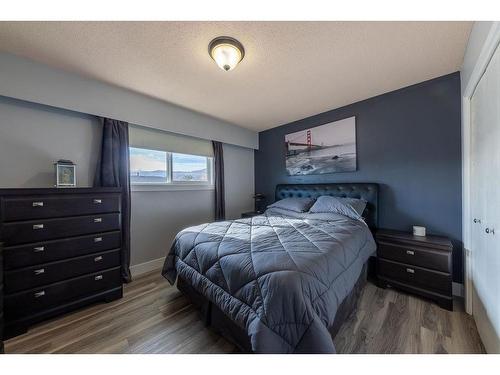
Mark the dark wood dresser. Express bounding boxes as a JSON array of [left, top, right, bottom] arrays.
[[0, 188, 123, 339], [376, 229, 453, 311]]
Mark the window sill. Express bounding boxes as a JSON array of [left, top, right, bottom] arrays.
[[131, 184, 215, 192]]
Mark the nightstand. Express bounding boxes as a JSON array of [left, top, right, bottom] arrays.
[[241, 211, 262, 218], [376, 229, 453, 311]]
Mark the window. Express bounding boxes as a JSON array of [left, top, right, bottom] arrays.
[[129, 147, 213, 186], [130, 147, 168, 184], [172, 152, 210, 182]]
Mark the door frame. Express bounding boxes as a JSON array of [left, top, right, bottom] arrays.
[[462, 22, 500, 315]]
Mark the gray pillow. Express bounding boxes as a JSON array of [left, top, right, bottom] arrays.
[[265, 207, 309, 219], [309, 196, 362, 220], [267, 197, 315, 213], [339, 197, 367, 216]]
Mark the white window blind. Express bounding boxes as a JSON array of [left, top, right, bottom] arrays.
[[129, 124, 213, 157]]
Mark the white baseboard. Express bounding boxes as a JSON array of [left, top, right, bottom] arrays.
[[130, 257, 164, 278], [453, 282, 464, 298]]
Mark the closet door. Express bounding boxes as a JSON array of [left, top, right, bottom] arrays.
[[470, 42, 500, 353]]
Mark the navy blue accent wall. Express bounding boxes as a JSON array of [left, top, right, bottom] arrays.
[[255, 72, 463, 282]]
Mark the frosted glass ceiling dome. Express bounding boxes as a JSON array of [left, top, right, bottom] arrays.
[[208, 36, 245, 72]]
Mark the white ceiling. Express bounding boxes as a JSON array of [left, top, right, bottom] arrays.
[[0, 22, 472, 131]]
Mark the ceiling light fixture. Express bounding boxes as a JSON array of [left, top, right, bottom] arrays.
[[208, 36, 245, 72]]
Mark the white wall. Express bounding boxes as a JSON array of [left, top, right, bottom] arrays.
[[461, 21, 500, 276], [0, 96, 102, 187], [460, 23, 498, 306], [130, 190, 215, 266], [460, 21, 500, 352], [223, 143, 255, 219], [461, 22, 497, 94], [0, 52, 258, 150], [130, 143, 254, 266], [461, 22, 498, 277], [0, 92, 254, 268]]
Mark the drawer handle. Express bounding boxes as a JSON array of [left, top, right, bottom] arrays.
[[93, 199, 102, 204], [406, 268, 415, 274], [34, 268, 45, 275], [94, 237, 103, 243], [95, 275, 103, 281], [94, 218, 102, 223], [32, 201, 44, 207], [34, 291, 45, 298], [33, 224, 44, 230], [406, 250, 415, 255], [34, 246, 45, 252], [94, 256, 103, 262]]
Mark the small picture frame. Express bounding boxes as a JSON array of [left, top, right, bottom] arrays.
[[54, 160, 76, 187]]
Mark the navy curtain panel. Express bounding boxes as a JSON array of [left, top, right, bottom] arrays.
[[94, 118, 132, 283], [212, 141, 225, 221]]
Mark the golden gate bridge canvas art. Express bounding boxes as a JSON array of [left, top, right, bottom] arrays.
[[285, 116, 356, 175]]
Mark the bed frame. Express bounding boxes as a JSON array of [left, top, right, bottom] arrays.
[[275, 183, 379, 229], [177, 182, 379, 353]]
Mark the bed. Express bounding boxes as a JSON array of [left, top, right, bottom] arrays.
[[162, 183, 378, 353]]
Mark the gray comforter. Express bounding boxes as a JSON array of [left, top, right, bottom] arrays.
[[162, 211, 376, 353]]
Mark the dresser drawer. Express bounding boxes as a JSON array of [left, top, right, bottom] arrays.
[[4, 249, 120, 293], [3, 231, 121, 270], [378, 258, 451, 295], [1, 194, 120, 222], [4, 267, 121, 319], [377, 241, 451, 273], [0, 213, 121, 245]]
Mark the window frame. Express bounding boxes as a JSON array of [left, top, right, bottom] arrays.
[[129, 146, 214, 191]]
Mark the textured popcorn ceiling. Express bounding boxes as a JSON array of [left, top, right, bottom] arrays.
[[0, 21, 472, 131]]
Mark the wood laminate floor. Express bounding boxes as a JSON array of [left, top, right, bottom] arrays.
[[5, 270, 485, 354]]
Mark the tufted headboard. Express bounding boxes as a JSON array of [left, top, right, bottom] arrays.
[[275, 183, 379, 229]]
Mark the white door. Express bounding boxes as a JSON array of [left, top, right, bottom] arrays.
[[470, 41, 500, 353]]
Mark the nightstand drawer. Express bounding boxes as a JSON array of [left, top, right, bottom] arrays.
[[377, 241, 450, 272], [378, 258, 451, 295]]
